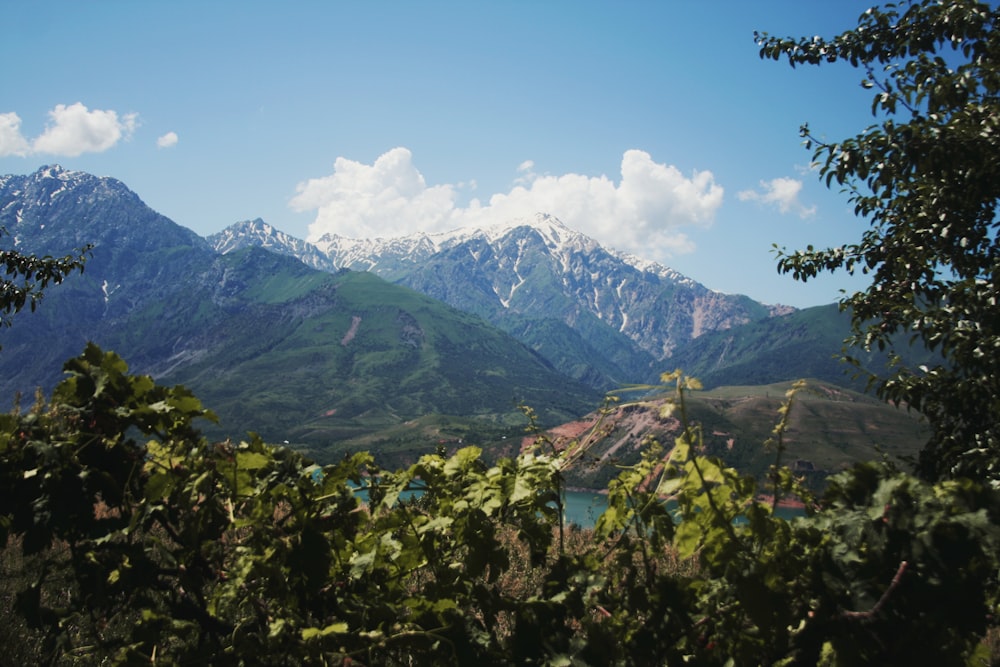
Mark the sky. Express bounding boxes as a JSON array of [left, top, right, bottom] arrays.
[[1, 1, 885, 308]]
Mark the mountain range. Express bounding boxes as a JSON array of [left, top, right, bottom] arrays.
[[209, 215, 794, 389], [0, 165, 905, 463], [0, 166, 599, 452]]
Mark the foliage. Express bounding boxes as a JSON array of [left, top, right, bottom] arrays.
[[0, 226, 90, 335], [556, 375, 929, 494], [0, 345, 579, 664], [1, 351, 997, 664], [756, 0, 1000, 482], [3, 5, 998, 659]]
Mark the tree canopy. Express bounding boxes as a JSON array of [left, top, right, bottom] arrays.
[[756, 0, 1000, 483]]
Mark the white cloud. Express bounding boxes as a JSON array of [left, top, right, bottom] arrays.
[[738, 177, 816, 218], [293, 147, 723, 260], [31, 103, 138, 157], [157, 131, 179, 149], [0, 105, 138, 158], [0, 112, 31, 157], [291, 147, 460, 240], [513, 159, 536, 187]]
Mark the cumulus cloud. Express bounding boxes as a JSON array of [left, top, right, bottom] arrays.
[[510, 160, 536, 188], [0, 103, 139, 158], [738, 177, 816, 218], [157, 131, 179, 148], [0, 112, 31, 157], [293, 147, 723, 259], [32, 103, 138, 157], [290, 148, 460, 240]]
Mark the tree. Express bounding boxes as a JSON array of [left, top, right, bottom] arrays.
[[3, 355, 997, 664], [1, 226, 90, 334], [756, 0, 1000, 483]]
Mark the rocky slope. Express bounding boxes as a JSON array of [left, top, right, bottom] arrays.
[[211, 214, 795, 388]]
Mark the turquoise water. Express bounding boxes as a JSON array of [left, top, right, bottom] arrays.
[[563, 491, 609, 527], [561, 490, 806, 528], [350, 485, 803, 529]]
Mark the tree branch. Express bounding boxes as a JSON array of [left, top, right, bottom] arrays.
[[842, 560, 909, 620]]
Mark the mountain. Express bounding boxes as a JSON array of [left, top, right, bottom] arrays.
[[661, 304, 857, 389], [661, 302, 941, 391], [207, 218, 337, 273], [0, 166, 600, 453], [211, 214, 795, 389], [0, 165, 216, 391]]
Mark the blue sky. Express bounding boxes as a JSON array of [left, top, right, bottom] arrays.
[[1, 1, 882, 308]]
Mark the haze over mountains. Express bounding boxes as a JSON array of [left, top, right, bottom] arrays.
[[0, 165, 880, 458]]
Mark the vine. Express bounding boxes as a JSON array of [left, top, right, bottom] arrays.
[[1, 349, 996, 664]]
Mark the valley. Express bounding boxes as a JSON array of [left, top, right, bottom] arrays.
[[0, 165, 928, 484]]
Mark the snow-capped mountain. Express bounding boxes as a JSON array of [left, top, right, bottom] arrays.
[[208, 219, 337, 273], [1, 165, 208, 256], [313, 230, 443, 279], [210, 213, 794, 388], [0, 166, 598, 444], [312, 214, 694, 284]]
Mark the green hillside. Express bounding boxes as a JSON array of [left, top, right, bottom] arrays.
[[105, 248, 601, 452], [557, 379, 928, 491], [662, 303, 940, 391]]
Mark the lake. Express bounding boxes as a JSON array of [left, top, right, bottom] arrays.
[[350, 485, 803, 529], [563, 490, 609, 527], [562, 490, 806, 527]]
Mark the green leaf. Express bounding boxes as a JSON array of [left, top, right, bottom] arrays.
[[235, 451, 271, 470], [301, 622, 348, 640]]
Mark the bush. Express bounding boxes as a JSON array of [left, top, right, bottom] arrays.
[[1, 350, 997, 665]]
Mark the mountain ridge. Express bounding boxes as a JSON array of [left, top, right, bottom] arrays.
[[210, 213, 795, 388], [0, 165, 928, 472], [0, 165, 600, 452]]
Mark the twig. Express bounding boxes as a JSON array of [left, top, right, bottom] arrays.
[[842, 560, 909, 620]]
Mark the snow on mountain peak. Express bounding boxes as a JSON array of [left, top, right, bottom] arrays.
[[38, 165, 69, 179], [474, 212, 587, 252], [614, 251, 692, 285], [35, 164, 88, 184], [225, 210, 696, 288], [312, 212, 581, 257]]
